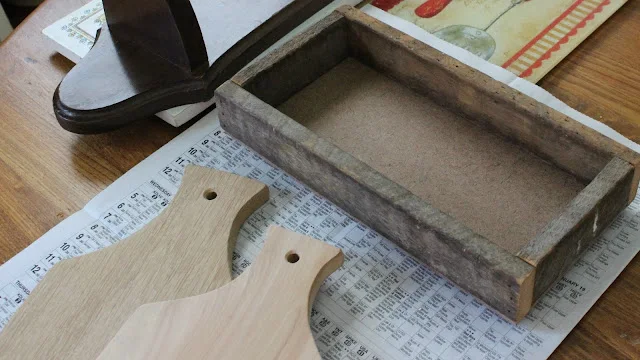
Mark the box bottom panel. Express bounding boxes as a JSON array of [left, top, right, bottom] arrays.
[[278, 57, 586, 254]]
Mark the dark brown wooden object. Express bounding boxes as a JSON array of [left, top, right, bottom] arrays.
[[53, 0, 334, 133], [215, 6, 640, 322]]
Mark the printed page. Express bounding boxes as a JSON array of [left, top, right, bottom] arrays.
[[1, 111, 638, 359]]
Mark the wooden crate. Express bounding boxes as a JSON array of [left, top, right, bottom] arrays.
[[215, 6, 640, 321]]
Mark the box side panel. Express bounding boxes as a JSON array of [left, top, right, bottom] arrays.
[[231, 11, 349, 107], [216, 82, 536, 321], [518, 157, 635, 300]]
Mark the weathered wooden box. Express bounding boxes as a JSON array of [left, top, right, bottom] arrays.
[[215, 6, 640, 321]]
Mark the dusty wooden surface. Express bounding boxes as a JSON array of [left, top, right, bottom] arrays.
[[0, 0, 637, 357], [517, 157, 635, 300], [218, 79, 537, 321], [222, 6, 636, 321], [278, 57, 586, 255]]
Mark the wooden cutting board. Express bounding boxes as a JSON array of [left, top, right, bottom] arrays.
[[97, 225, 343, 360], [0, 166, 268, 359]]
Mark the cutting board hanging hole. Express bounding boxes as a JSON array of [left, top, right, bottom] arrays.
[[203, 189, 218, 200], [286, 251, 300, 263]]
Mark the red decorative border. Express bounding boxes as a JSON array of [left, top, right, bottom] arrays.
[[502, 0, 611, 78]]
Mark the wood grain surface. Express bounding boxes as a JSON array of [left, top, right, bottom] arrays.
[[97, 226, 344, 360], [0, 0, 637, 358], [539, 1, 640, 145], [0, 166, 268, 359]]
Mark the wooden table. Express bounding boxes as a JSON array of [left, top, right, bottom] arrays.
[[0, 0, 637, 358]]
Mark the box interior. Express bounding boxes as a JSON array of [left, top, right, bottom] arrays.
[[276, 57, 586, 254]]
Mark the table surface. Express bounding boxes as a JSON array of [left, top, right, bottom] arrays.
[[0, 0, 638, 358]]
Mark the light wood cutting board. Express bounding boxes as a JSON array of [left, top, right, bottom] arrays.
[[0, 165, 268, 359], [98, 225, 344, 360]]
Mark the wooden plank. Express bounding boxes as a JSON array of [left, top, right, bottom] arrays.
[[97, 226, 343, 359], [519, 157, 635, 299], [0, 166, 268, 359], [216, 81, 536, 321]]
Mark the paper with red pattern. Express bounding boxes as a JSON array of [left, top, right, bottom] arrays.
[[371, 0, 627, 82]]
